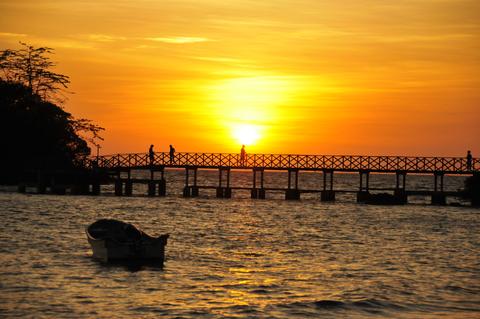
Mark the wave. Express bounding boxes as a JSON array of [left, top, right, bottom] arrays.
[[275, 298, 408, 314], [275, 298, 480, 318]]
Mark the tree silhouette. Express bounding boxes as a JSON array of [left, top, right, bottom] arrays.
[[0, 42, 104, 149], [0, 43, 104, 183], [0, 42, 70, 103]]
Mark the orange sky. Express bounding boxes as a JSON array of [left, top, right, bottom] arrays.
[[1, 0, 479, 156]]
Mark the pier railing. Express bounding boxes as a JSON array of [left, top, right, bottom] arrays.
[[92, 152, 478, 174]]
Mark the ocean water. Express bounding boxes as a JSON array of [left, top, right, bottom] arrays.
[[0, 171, 479, 318]]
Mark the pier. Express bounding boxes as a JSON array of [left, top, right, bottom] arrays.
[[18, 152, 478, 205]]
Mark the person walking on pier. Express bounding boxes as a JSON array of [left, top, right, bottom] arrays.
[[149, 144, 155, 165], [467, 150, 473, 171], [240, 145, 246, 166], [169, 144, 175, 164]]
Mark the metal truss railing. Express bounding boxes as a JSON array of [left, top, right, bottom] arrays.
[[90, 152, 478, 174]]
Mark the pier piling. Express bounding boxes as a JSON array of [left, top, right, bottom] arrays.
[[92, 183, 100, 195], [286, 169, 300, 200], [125, 180, 133, 196], [321, 170, 335, 201], [114, 180, 123, 196]]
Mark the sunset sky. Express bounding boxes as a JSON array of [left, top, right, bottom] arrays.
[[1, 0, 479, 156]]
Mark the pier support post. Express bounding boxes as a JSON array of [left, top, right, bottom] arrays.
[[393, 171, 408, 204], [158, 178, 166, 196], [321, 170, 335, 201], [216, 168, 231, 198], [286, 169, 300, 200], [359, 171, 370, 192], [124, 170, 132, 196], [357, 191, 370, 203], [259, 169, 265, 199], [357, 171, 370, 202], [251, 188, 266, 199], [321, 190, 336, 201], [434, 172, 444, 192], [252, 169, 257, 199], [287, 169, 299, 189], [148, 181, 156, 196], [191, 168, 199, 197], [393, 189, 408, 204], [323, 170, 334, 190], [285, 189, 300, 200], [183, 167, 198, 198], [432, 193, 446, 205], [125, 180, 133, 196], [258, 188, 266, 199], [191, 186, 199, 197], [92, 183, 100, 195], [252, 188, 266, 199], [215, 187, 231, 198], [224, 187, 232, 198], [114, 180, 123, 196], [183, 167, 191, 197], [183, 186, 191, 197], [252, 169, 266, 199]]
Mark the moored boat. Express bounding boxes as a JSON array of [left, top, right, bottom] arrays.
[[86, 219, 169, 263]]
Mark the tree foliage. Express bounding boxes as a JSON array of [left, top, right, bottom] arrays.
[[0, 43, 104, 183], [0, 42, 70, 103]]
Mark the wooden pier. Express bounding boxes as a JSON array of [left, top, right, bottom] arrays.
[[19, 152, 478, 205]]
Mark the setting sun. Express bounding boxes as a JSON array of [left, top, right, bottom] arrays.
[[232, 123, 261, 146], [205, 75, 298, 150]]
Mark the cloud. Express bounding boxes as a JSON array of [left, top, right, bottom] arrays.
[[87, 34, 127, 42], [144, 36, 210, 44], [0, 32, 28, 38], [192, 56, 247, 64], [189, 56, 257, 69]]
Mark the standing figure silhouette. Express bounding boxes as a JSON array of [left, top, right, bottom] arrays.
[[169, 144, 175, 164], [148, 144, 155, 165], [466, 150, 473, 171], [240, 145, 246, 166]]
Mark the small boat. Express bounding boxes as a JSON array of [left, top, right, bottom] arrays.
[[86, 219, 169, 263]]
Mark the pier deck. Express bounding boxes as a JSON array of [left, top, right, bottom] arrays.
[[93, 152, 477, 174], [18, 152, 478, 205]]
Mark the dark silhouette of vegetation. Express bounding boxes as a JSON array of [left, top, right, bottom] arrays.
[[0, 43, 103, 184], [464, 173, 480, 207], [1, 42, 70, 103]]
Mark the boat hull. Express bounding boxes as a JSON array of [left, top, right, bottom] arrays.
[[87, 236, 167, 263], [86, 219, 169, 263]]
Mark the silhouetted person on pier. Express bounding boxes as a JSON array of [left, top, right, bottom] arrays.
[[169, 145, 175, 164], [467, 150, 473, 171], [240, 145, 246, 166], [149, 144, 155, 165]]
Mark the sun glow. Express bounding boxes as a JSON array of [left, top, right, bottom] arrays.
[[232, 123, 261, 146], [207, 75, 296, 150]]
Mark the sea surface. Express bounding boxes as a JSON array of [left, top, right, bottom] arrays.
[[0, 170, 479, 318]]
